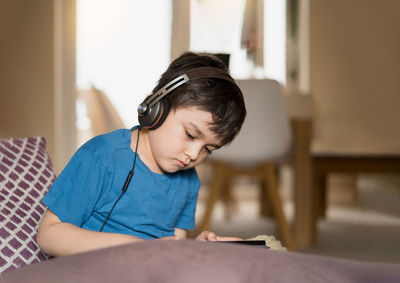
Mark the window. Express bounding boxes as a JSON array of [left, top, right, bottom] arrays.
[[190, 0, 286, 83], [76, 0, 172, 129]]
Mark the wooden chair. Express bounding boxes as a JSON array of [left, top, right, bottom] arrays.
[[197, 79, 296, 250]]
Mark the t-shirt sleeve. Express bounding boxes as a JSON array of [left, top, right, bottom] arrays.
[[175, 170, 201, 230], [42, 146, 108, 227]]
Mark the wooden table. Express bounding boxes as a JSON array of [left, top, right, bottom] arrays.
[[287, 94, 400, 248]]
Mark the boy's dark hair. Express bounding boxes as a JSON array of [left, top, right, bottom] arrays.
[[153, 52, 246, 146]]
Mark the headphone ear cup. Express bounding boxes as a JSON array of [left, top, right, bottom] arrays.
[[138, 99, 170, 130], [150, 99, 169, 130]]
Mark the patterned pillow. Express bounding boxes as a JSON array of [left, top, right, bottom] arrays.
[[0, 136, 55, 274]]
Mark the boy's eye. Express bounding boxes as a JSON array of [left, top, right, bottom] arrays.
[[186, 131, 195, 140], [185, 130, 213, 154]]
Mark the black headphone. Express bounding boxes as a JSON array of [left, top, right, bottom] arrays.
[[137, 66, 239, 130]]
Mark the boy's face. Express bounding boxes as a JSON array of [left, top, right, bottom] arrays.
[[147, 106, 222, 174]]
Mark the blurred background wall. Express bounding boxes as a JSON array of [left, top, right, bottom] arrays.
[[0, 0, 76, 174], [310, 0, 400, 154]]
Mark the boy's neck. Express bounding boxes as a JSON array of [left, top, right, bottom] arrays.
[[131, 128, 164, 174]]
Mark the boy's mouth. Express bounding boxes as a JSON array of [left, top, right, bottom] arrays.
[[176, 160, 186, 168], [176, 160, 189, 168]]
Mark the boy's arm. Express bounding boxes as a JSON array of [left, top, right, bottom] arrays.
[[174, 228, 187, 239], [37, 209, 176, 256]]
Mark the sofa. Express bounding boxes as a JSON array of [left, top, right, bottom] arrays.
[[1, 136, 400, 282]]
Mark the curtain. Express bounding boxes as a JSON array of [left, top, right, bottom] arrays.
[[241, 0, 264, 67]]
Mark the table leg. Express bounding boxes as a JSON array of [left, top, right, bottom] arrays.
[[293, 119, 316, 248]]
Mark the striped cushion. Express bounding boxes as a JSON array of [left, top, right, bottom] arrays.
[[0, 136, 55, 274]]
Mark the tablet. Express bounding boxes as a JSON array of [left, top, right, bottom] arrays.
[[217, 240, 269, 248]]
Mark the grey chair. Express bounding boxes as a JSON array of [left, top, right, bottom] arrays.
[[197, 79, 296, 250]]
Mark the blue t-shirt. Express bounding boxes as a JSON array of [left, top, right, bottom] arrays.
[[42, 127, 201, 239]]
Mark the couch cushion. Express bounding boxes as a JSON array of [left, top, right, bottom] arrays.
[[2, 240, 400, 283], [0, 136, 55, 274]]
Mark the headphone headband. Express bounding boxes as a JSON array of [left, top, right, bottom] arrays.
[[139, 67, 237, 112], [141, 74, 189, 110]]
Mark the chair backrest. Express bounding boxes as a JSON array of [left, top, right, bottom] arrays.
[[77, 86, 126, 136], [210, 79, 292, 167]]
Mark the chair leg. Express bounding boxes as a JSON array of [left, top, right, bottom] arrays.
[[220, 180, 236, 221], [263, 164, 296, 251], [197, 162, 230, 234], [260, 179, 274, 217]]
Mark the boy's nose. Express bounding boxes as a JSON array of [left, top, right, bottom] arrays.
[[185, 145, 202, 162]]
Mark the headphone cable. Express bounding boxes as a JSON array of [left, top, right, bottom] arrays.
[[99, 128, 141, 232]]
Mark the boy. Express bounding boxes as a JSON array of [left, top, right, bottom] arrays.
[[37, 52, 246, 256]]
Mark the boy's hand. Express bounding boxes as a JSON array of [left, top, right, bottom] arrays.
[[195, 231, 242, 242]]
